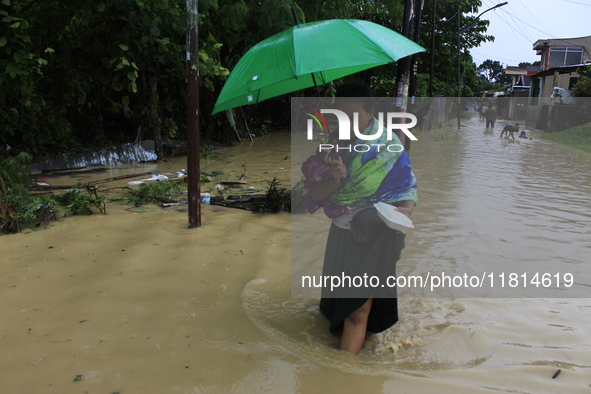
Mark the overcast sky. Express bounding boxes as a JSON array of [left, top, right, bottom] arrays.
[[466, 0, 591, 67]]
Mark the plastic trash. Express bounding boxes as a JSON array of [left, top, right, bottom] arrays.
[[202, 197, 211, 204], [128, 174, 168, 185], [152, 174, 169, 181]]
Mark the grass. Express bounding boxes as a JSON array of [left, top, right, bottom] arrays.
[[460, 111, 472, 120], [252, 177, 290, 213], [541, 122, 591, 153], [431, 127, 455, 141]]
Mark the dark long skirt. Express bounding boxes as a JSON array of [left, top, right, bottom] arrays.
[[319, 223, 406, 334]]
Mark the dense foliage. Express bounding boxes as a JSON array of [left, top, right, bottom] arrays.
[[0, 152, 112, 232], [1, 0, 229, 158], [1, 0, 494, 160], [572, 65, 591, 97], [416, 0, 492, 96], [0, 151, 189, 233]]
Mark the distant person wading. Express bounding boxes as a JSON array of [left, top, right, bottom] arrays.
[[485, 102, 497, 129]]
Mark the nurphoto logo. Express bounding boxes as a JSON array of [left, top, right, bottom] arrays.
[[305, 109, 419, 153]]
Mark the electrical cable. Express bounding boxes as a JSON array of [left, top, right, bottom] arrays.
[[562, 0, 591, 6], [516, 0, 555, 37], [505, 3, 535, 42]]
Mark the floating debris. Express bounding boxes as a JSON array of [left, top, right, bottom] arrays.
[[215, 181, 256, 196], [31, 172, 154, 190], [210, 178, 290, 213], [210, 194, 266, 210], [128, 174, 169, 185], [39, 167, 107, 178], [215, 184, 227, 196]]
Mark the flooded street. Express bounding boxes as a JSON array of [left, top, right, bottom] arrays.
[[2, 115, 591, 393]]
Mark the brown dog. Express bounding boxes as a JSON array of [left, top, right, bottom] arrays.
[[500, 123, 519, 139]]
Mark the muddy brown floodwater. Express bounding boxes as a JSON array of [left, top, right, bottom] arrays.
[[2, 117, 591, 393]]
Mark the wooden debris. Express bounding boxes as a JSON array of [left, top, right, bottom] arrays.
[[240, 107, 254, 142], [210, 194, 266, 211], [219, 181, 255, 189], [40, 167, 107, 177], [30, 172, 154, 190]]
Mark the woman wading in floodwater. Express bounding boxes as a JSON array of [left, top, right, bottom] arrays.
[[302, 82, 418, 354]]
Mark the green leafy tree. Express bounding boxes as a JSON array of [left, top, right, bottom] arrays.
[[572, 65, 591, 97], [0, 0, 506, 159], [415, 0, 495, 95], [518, 61, 541, 68], [0, 0, 230, 157], [477, 59, 510, 85]]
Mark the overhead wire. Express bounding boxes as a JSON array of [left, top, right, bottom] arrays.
[[470, 50, 528, 64], [478, 0, 533, 45], [488, 8, 533, 43], [499, 9, 555, 38], [562, 0, 591, 6], [500, 8, 589, 47], [480, 0, 585, 47], [466, 0, 588, 66], [469, 0, 539, 66], [516, 0, 555, 37], [504, 3, 535, 42]]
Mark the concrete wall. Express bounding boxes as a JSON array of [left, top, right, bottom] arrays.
[[541, 72, 580, 97]]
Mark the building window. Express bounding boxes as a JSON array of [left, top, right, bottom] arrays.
[[569, 77, 579, 90], [548, 47, 583, 67]]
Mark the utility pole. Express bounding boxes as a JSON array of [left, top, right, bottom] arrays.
[[457, 9, 461, 129], [428, 0, 436, 97], [457, 1, 508, 129], [408, 0, 424, 100], [396, 0, 414, 151], [186, 0, 201, 228]]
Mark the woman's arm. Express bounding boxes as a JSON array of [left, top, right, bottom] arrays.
[[394, 200, 416, 219]]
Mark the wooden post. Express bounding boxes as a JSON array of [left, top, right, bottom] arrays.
[[395, 0, 414, 151], [429, 0, 436, 97], [408, 0, 424, 100], [186, 0, 201, 228], [239, 107, 254, 142], [457, 8, 461, 130]]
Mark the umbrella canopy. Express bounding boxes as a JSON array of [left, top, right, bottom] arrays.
[[212, 19, 426, 114]]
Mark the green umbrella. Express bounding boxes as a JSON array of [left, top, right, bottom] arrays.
[[212, 19, 426, 115]]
